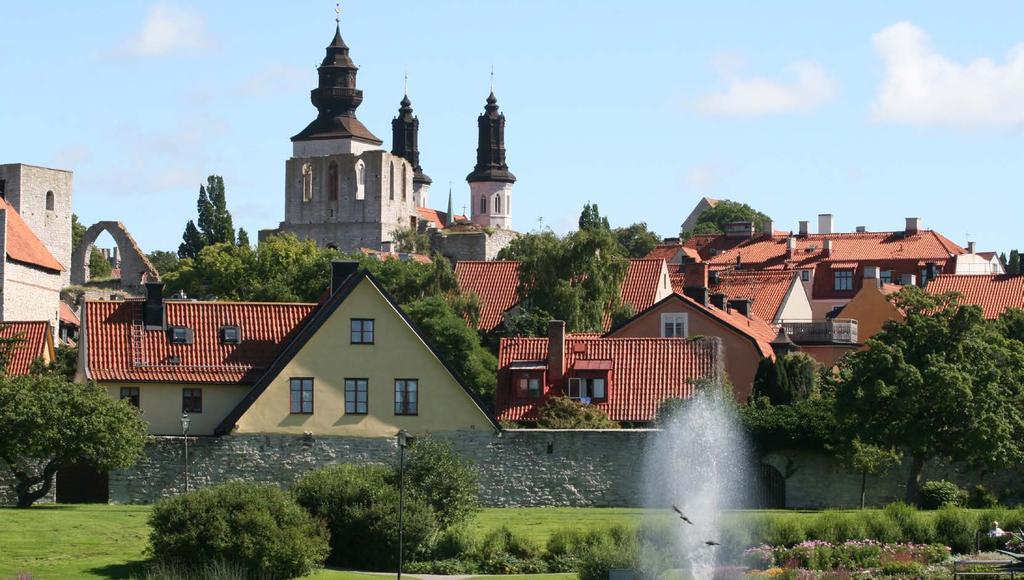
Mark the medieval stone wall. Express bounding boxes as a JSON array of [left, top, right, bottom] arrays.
[[0, 164, 73, 286], [431, 228, 519, 263]]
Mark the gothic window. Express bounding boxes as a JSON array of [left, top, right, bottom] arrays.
[[388, 161, 395, 201], [494, 194, 501, 215], [45, 190, 54, 211], [328, 161, 339, 201], [355, 160, 365, 200], [401, 163, 408, 202], [480, 196, 487, 214], [301, 163, 313, 202]]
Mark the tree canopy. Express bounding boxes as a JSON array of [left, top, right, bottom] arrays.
[[681, 200, 771, 238], [613, 222, 661, 258], [835, 286, 1024, 503], [178, 175, 240, 259], [0, 375, 147, 507]]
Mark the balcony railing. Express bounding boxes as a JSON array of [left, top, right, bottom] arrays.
[[780, 319, 858, 345]]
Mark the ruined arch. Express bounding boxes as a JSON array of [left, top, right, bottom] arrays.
[[71, 221, 159, 290]]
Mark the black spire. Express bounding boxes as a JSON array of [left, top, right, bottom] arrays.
[[391, 93, 431, 186], [466, 92, 515, 183], [292, 25, 382, 145]]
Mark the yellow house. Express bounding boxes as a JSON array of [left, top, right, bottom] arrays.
[[80, 262, 497, 438]]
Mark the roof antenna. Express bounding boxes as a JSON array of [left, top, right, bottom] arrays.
[[335, 2, 341, 24]]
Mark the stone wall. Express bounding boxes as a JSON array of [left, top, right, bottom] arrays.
[[0, 163, 73, 286], [0, 460, 56, 505], [431, 228, 519, 263]]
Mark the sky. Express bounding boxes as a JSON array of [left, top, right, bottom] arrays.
[[3, 1, 1024, 254]]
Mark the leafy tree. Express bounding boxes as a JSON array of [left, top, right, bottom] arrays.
[[537, 396, 620, 429], [71, 213, 87, 250], [392, 226, 430, 254], [578, 202, 610, 231], [29, 345, 78, 381], [835, 286, 1024, 504], [681, 200, 771, 238], [0, 375, 147, 507], [403, 296, 497, 406], [178, 220, 205, 259], [613, 222, 661, 258], [88, 247, 113, 278], [404, 437, 480, 529], [841, 438, 902, 509], [998, 308, 1024, 342], [146, 250, 180, 276], [752, 353, 819, 404], [739, 396, 838, 452], [1009, 249, 1021, 276]]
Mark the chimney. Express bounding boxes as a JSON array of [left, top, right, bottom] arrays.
[[823, 239, 833, 257], [967, 241, 977, 254], [330, 260, 360, 295], [762, 219, 775, 236], [818, 213, 834, 235], [855, 226, 867, 233], [799, 220, 809, 236], [786, 236, 797, 259], [728, 298, 753, 318], [864, 266, 880, 288], [143, 281, 165, 329], [905, 217, 922, 235], [710, 292, 728, 310], [681, 262, 709, 306], [548, 320, 566, 383]]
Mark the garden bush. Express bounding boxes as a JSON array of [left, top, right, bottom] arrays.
[[806, 511, 867, 544], [148, 481, 328, 579], [430, 526, 478, 560], [292, 464, 438, 571], [968, 484, 1000, 509], [404, 437, 480, 529], [880, 561, 925, 576], [918, 480, 968, 509], [932, 506, 978, 554], [764, 516, 808, 547], [139, 559, 263, 580], [883, 502, 934, 543]]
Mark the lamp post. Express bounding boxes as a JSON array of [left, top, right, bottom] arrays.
[[180, 412, 191, 493], [396, 429, 413, 580]]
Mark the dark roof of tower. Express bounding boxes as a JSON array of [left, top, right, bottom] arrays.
[[292, 25, 382, 145], [467, 91, 515, 183], [391, 92, 431, 185]]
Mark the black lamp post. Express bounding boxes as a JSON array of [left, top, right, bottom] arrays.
[[180, 412, 191, 493], [396, 429, 413, 579]]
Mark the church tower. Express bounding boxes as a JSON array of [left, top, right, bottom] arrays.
[[391, 93, 432, 208], [467, 92, 515, 229]]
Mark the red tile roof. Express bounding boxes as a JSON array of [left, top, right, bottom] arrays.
[[455, 261, 522, 331], [926, 274, 1024, 319], [84, 300, 316, 384], [496, 335, 721, 422], [0, 199, 64, 272], [416, 207, 448, 227], [644, 244, 702, 264], [455, 259, 669, 331], [59, 302, 79, 327], [0, 321, 52, 376], [669, 270, 796, 322]]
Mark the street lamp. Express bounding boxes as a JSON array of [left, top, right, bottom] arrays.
[[396, 429, 414, 580], [180, 412, 191, 493]]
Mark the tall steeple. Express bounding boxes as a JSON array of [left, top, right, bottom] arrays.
[[391, 92, 431, 188], [291, 18, 382, 149], [466, 91, 516, 183]]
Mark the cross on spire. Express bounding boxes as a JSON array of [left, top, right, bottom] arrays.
[[489, 65, 494, 93]]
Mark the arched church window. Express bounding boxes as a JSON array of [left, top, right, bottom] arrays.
[[494, 194, 501, 215], [328, 161, 339, 201], [480, 196, 487, 214], [388, 161, 395, 201], [401, 163, 408, 202], [355, 160, 365, 201], [45, 190, 55, 211], [301, 163, 313, 202]]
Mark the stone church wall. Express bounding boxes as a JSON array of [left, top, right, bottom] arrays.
[[431, 228, 519, 263]]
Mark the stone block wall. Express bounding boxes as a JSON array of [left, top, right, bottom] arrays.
[[0, 164, 73, 286], [431, 228, 519, 263]]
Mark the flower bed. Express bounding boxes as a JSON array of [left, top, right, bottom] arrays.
[[743, 540, 950, 571]]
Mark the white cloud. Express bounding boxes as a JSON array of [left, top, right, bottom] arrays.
[[696, 60, 837, 117], [118, 2, 214, 57], [685, 164, 718, 192], [870, 22, 1024, 128]]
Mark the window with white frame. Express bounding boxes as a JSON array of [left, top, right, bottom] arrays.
[[567, 377, 607, 402], [661, 313, 688, 338]]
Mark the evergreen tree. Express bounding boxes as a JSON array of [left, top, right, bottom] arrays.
[[180, 175, 236, 258], [178, 220, 205, 259], [1009, 249, 1020, 276], [237, 228, 251, 248], [71, 214, 87, 251], [578, 202, 610, 231]]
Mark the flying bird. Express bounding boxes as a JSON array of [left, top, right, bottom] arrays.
[[671, 505, 694, 525], [705, 541, 721, 546]]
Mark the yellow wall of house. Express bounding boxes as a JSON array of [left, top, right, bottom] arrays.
[[838, 284, 904, 343], [103, 382, 250, 436], [233, 278, 494, 437]]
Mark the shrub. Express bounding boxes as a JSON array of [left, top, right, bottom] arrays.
[[292, 464, 439, 571], [138, 559, 262, 580], [430, 526, 477, 560], [478, 525, 541, 560], [862, 511, 902, 544], [405, 558, 479, 575], [148, 481, 328, 579], [764, 516, 807, 547], [404, 437, 480, 529], [918, 480, 968, 509], [537, 396, 620, 429], [806, 511, 867, 544], [933, 506, 978, 554], [884, 502, 934, 543], [880, 561, 925, 576], [968, 484, 1000, 509]]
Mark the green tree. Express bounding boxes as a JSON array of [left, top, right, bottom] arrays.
[[681, 200, 771, 238], [404, 437, 480, 529], [842, 438, 902, 509], [71, 213, 87, 250], [29, 345, 78, 380], [178, 220, 205, 259], [0, 375, 147, 507], [753, 353, 819, 404], [392, 226, 430, 254], [835, 286, 1024, 504], [578, 202, 610, 231], [146, 250, 180, 276], [537, 396, 620, 429], [178, 175, 235, 258], [236, 227, 250, 248], [88, 247, 113, 279], [613, 222, 661, 258], [1009, 249, 1021, 276]]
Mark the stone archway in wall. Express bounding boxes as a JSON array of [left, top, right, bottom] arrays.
[[71, 221, 159, 290]]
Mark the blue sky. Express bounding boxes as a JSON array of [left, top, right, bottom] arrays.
[[3, 1, 1024, 254]]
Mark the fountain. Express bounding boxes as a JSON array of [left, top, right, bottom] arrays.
[[642, 385, 752, 579]]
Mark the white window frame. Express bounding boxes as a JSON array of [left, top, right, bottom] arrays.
[[660, 313, 688, 338]]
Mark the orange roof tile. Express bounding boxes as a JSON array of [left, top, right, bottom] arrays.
[[620, 259, 666, 314], [674, 270, 796, 322], [84, 300, 316, 383], [496, 335, 721, 422], [59, 302, 79, 327], [0, 321, 51, 376], [455, 261, 521, 331], [416, 207, 448, 227], [926, 274, 1024, 319], [644, 244, 702, 264], [0, 199, 64, 272]]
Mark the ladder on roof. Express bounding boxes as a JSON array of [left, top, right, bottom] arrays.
[[131, 301, 147, 368]]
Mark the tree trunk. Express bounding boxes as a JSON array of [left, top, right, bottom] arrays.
[[11, 460, 59, 508], [905, 454, 926, 505], [861, 470, 867, 510]]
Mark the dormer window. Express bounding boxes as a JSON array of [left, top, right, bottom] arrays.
[[168, 326, 193, 344], [567, 376, 607, 402], [220, 325, 241, 344]]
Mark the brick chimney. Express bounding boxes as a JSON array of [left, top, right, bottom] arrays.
[[967, 241, 976, 254], [786, 236, 797, 259], [762, 219, 774, 236], [548, 320, 566, 384], [905, 217, 922, 235], [681, 262, 709, 305], [823, 239, 833, 257], [728, 298, 753, 318], [818, 213, 834, 235], [710, 293, 728, 310], [799, 220, 810, 236]]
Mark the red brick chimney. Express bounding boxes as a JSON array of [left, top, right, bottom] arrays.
[[548, 320, 566, 384]]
